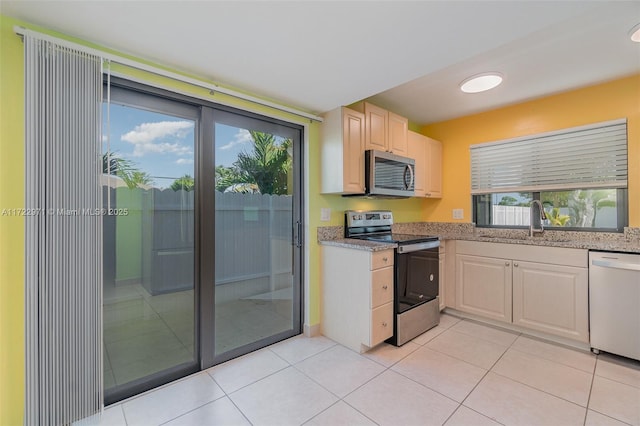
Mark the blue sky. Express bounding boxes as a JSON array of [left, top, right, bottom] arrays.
[[103, 104, 254, 188]]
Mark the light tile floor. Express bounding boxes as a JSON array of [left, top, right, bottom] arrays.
[[104, 282, 292, 388], [79, 313, 640, 426]]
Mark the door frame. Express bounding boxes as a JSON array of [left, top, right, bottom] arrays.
[[104, 77, 305, 395], [201, 106, 304, 368]]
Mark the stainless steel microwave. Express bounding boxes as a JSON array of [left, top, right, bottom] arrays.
[[365, 150, 415, 198]]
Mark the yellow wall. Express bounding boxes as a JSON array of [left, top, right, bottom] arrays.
[[0, 15, 25, 426], [423, 74, 640, 227]]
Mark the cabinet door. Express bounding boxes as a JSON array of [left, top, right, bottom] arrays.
[[342, 108, 365, 193], [407, 131, 426, 197], [425, 137, 442, 198], [512, 261, 589, 342], [388, 112, 408, 155], [456, 254, 512, 323], [364, 102, 388, 152]]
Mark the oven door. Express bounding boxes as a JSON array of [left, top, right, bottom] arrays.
[[395, 243, 439, 314]]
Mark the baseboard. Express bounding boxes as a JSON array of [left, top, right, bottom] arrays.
[[303, 323, 321, 337], [443, 308, 591, 353]]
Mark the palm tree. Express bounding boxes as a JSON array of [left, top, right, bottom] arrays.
[[233, 131, 291, 195], [102, 151, 152, 189], [215, 165, 246, 192], [170, 174, 195, 191]]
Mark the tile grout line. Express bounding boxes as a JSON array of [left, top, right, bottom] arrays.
[[484, 340, 595, 412], [452, 327, 522, 422], [582, 353, 598, 426]]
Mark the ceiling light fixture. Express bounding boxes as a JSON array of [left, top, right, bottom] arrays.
[[460, 73, 503, 93], [630, 23, 640, 42]]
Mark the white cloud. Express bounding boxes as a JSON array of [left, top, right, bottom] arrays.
[[129, 142, 192, 158], [122, 121, 193, 144], [176, 158, 194, 165], [120, 121, 193, 157], [219, 129, 252, 150]]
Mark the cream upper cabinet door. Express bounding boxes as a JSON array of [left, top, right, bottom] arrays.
[[455, 254, 513, 323], [320, 107, 365, 194], [425, 137, 442, 198], [512, 261, 589, 343], [407, 131, 426, 197], [342, 109, 365, 193], [363, 102, 388, 152], [388, 112, 408, 155]]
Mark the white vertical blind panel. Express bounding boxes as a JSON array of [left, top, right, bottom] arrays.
[[24, 35, 103, 425], [470, 120, 628, 194]]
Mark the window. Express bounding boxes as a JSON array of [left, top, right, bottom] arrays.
[[471, 120, 628, 232]]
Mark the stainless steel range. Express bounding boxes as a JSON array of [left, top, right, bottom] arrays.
[[345, 210, 440, 346]]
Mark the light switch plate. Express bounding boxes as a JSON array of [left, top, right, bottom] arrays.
[[320, 208, 331, 222], [452, 208, 464, 220]]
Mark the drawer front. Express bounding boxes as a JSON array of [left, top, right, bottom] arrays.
[[370, 303, 394, 346], [371, 267, 394, 308], [372, 250, 394, 270]]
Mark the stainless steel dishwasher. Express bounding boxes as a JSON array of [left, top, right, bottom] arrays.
[[589, 251, 640, 361]]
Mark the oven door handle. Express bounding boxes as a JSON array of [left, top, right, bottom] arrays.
[[397, 240, 440, 253]]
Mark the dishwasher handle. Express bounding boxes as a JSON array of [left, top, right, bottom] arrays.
[[591, 259, 640, 272]]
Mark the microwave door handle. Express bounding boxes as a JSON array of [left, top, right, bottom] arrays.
[[404, 164, 414, 190]]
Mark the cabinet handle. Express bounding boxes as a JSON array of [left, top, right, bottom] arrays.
[[382, 322, 388, 327], [505, 262, 510, 266], [383, 257, 388, 262], [514, 263, 519, 267], [382, 285, 388, 290]]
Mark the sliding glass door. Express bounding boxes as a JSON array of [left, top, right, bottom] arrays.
[[102, 86, 200, 404], [103, 80, 303, 402], [205, 110, 302, 364]]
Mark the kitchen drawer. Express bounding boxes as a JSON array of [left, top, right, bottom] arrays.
[[370, 302, 393, 346], [371, 267, 393, 308], [371, 249, 394, 270]]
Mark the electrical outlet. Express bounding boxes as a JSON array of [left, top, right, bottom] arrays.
[[452, 208, 464, 220], [320, 208, 331, 222]]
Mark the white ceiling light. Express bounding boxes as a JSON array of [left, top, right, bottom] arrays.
[[630, 23, 640, 42], [460, 73, 503, 93]]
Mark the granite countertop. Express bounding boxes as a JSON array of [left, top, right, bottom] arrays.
[[318, 224, 640, 254], [319, 238, 397, 252], [437, 233, 640, 254]]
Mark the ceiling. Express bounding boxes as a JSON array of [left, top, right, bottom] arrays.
[[2, 1, 640, 125]]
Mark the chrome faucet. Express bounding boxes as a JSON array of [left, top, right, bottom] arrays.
[[529, 200, 547, 237]]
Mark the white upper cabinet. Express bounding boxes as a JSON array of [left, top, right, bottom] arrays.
[[320, 107, 365, 194], [407, 130, 442, 198]]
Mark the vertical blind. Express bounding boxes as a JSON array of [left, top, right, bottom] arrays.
[[470, 119, 628, 194], [24, 35, 103, 425]]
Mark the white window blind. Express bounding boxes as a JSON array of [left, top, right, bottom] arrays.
[[470, 119, 628, 194], [24, 35, 103, 424]]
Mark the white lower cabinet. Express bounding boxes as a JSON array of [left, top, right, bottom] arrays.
[[456, 254, 512, 323], [321, 246, 394, 353], [512, 261, 588, 342], [454, 241, 589, 343]]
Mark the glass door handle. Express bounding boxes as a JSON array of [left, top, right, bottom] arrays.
[[293, 221, 303, 248]]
